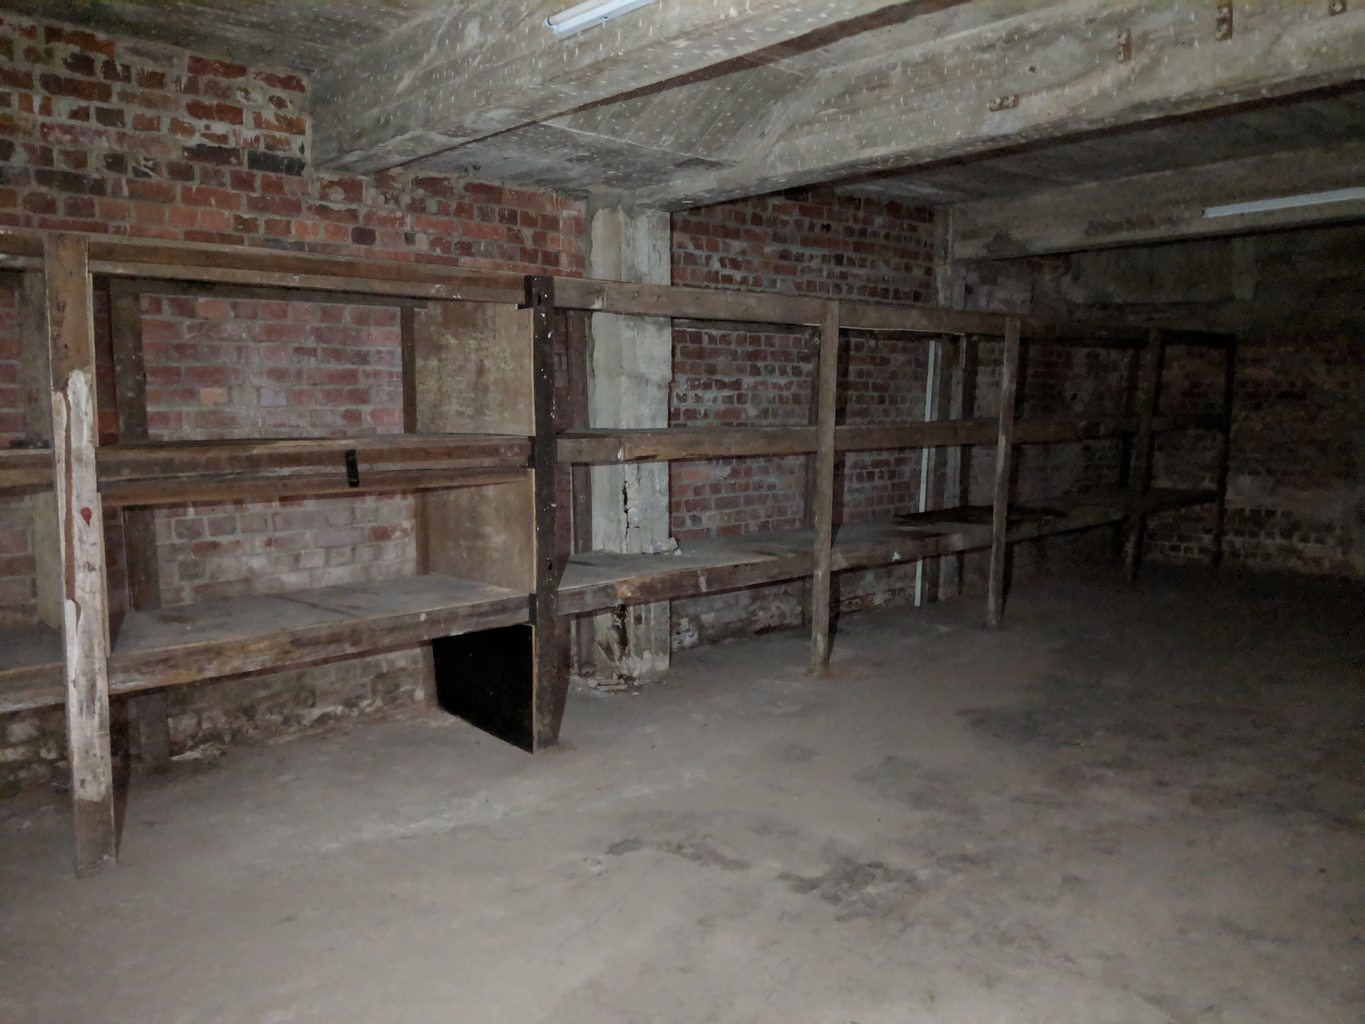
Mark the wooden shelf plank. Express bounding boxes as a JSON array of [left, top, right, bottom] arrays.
[[99, 433, 530, 477], [106, 574, 530, 695], [0, 624, 64, 714], [4, 575, 534, 710], [0, 448, 54, 496], [558, 487, 1217, 616], [558, 533, 814, 615]]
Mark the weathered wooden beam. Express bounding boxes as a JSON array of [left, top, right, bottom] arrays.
[[1122, 329, 1163, 580], [108, 279, 172, 774], [564, 310, 597, 676], [98, 435, 530, 479], [985, 318, 1020, 629], [916, 337, 949, 606], [555, 414, 1161, 465], [633, 0, 1365, 208], [118, 276, 428, 311], [558, 425, 820, 463], [310, 0, 914, 172], [18, 271, 61, 629], [1210, 339, 1238, 569], [809, 301, 841, 673], [46, 234, 117, 875], [102, 466, 527, 508], [527, 275, 568, 751], [953, 142, 1365, 260], [82, 237, 524, 303]]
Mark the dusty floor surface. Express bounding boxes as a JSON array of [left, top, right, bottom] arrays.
[[1, 569, 1361, 1024]]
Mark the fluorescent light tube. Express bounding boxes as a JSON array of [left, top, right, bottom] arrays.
[[546, 0, 657, 36], [1203, 187, 1365, 219]]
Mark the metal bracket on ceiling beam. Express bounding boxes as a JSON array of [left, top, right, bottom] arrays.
[[1216, 3, 1234, 41]]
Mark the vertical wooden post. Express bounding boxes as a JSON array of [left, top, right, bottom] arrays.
[[399, 303, 429, 577], [564, 310, 595, 675], [47, 234, 117, 875], [399, 301, 438, 707], [798, 322, 823, 626], [527, 276, 568, 749], [915, 337, 947, 606], [109, 279, 171, 773], [985, 318, 1021, 629], [1209, 337, 1237, 569], [939, 334, 977, 601], [19, 271, 62, 628], [1122, 328, 1163, 581], [809, 300, 841, 673]]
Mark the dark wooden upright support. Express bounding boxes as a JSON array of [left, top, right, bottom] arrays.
[[109, 279, 171, 773], [399, 304, 430, 576], [917, 336, 952, 606], [940, 334, 977, 601], [809, 300, 841, 673], [564, 310, 595, 675], [398, 301, 439, 708], [1209, 337, 1237, 568], [527, 275, 568, 749], [47, 235, 117, 875], [1123, 328, 1163, 580], [985, 318, 1020, 629], [19, 271, 61, 628]]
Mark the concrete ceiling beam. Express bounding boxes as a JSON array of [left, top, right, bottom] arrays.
[[311, 0, 917, 173], [951, 142, 1365, 260], [627, 0, 1365, 209]]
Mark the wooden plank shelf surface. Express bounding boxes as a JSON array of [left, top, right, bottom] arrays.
[[110, 574, 531, 694], [6, 575, 531, 710], [559, 487, 1217, 617], [0, 624, 64, 714]]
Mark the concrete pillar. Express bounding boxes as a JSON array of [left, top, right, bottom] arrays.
[[586, 204, 672, 683]]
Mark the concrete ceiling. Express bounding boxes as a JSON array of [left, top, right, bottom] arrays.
[[0, 0, 438, 71], [4, 0, 1363, 253], [839, 89, 1365, 206]]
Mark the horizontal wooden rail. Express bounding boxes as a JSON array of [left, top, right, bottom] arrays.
[[102, 466, 527, 507], [0, 448, 54, 495], [1, 435, 533, 502], [557, 426, 819, 463], [98, 434, 530, 478], [0, 229, 1237, 347], [554, 411, 1233, 466]]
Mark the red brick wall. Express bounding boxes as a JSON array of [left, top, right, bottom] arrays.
[[133, 294, 413, 607], [997, 228, 1364, 580], [0, 15, 585, 269], [0, 12, 587, 792], [668, 190, 938, 646]]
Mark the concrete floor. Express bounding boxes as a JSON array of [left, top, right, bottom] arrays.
[[1, 569, 1361, 1024]]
